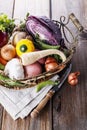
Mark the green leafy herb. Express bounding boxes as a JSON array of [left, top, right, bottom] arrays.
[[0, 13, 15, 35]]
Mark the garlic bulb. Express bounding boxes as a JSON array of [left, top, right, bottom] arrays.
[[4, 58, 24, 80]]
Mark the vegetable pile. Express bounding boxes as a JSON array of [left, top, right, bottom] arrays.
[[0, 13, 70, 89]]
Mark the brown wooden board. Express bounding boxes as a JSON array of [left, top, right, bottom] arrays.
[[0, 0, 87, 130], [1, 102, 52, 130], [52, 40, 87, 130]]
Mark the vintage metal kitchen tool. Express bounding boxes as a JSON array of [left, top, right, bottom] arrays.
[[30, 64, 72, 118]]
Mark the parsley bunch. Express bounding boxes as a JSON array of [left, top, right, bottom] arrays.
[[0, 14, 15, 35]]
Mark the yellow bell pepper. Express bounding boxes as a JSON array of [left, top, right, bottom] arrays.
[[16, 39, 35, 57]]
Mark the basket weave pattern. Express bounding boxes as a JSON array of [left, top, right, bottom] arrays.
[[0, 15, 78, 89]]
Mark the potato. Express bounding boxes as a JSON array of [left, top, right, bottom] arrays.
[[24, 62, 42, 78]]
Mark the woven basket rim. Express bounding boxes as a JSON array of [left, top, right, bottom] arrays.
[[0, 17, 78, 89], [0, 49, 75, 89]]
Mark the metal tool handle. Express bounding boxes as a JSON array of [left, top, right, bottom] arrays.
[[30, 90, 54, 118], [69, 13, 84, 32]]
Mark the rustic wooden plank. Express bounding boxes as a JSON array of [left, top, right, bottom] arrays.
[[52, 40, 87, 130], [51, 0, 84, 24], [82, 0, 87, 28], [29, 104, 52, 130], [14, 0, 50, 21], [0, 0, 14, 17], [1, 102, 52, 130], [51, 4, 87, 130], [51, 0, 87, 46]]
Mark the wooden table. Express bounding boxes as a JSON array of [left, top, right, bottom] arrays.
[[0, 0, 87, 130]]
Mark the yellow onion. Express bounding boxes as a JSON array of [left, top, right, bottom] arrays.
[[45, 57, 58, 72]]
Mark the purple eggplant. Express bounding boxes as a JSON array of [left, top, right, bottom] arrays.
[[26, 16, 62, 45]]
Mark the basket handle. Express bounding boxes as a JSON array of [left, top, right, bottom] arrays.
[[69, 13, 84, 32]]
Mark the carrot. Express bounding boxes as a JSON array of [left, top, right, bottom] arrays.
[[0, 57, 7, 65]]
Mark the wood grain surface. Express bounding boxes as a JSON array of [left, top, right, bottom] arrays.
[[52, 40, 87, 130], [0, 0, 87, 130]]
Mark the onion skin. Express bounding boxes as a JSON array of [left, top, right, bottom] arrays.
[[45, 57, 57, 64], [1, 44, 16, 61], [45, 57, 58, 72], [45, 62, 58, 72], [68, 72, 80, 86]]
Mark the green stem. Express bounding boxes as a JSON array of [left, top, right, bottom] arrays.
[[35, 39, 60, 50], [36, 80, 59, 92], [0, 73, 25, 88], [0, 63, 5, 70]]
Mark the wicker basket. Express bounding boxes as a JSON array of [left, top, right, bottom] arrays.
[[0, 13, 80, 89]]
